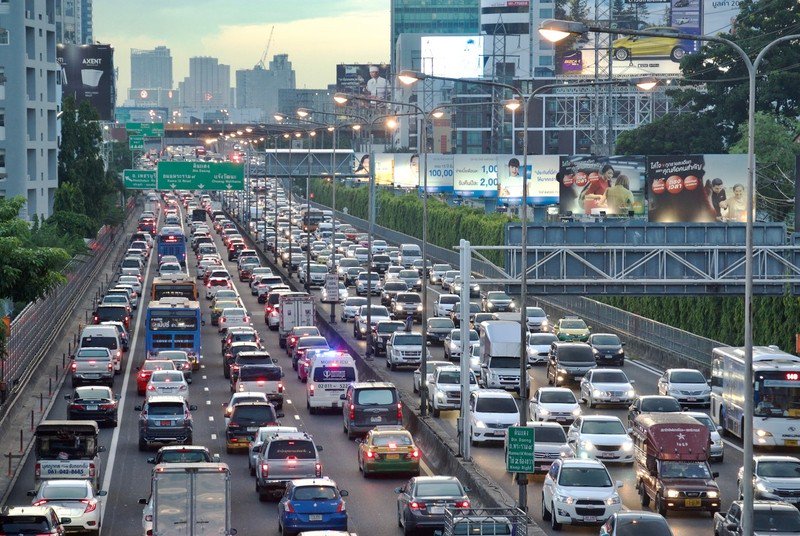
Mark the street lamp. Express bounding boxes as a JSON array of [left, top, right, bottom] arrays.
[[540, 19, 800, 534]]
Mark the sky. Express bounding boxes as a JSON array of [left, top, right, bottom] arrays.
[[94, 0, 390, 101]]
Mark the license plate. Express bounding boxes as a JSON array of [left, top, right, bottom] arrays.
[[598, 453, 615, 458], [160, 420, 172, 426], [556, 417, 566, 422], [583, 516, 597, 522], [87, 405, 98, 411], [685, 498, 701, 507], [370, 416, 382, 423], [687, 397, 697, 401], [309, 514, 323, 521], [429, 506, 444, 515], [609, 398, 620, 403], [386, 454, 400, 460], [574, 376, 583, 381], [247, 427, 258, 432], [605, 355, 614, 359], [787, 440, 799, 446], [493, 430, 505, 437], [85, 374, 99, 379]]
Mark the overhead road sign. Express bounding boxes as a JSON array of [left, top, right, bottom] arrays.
[[123, 169, 157, 190], [125, 122, 165, 137], [129, 135, 145, 150], [157, 161, 244, 191]]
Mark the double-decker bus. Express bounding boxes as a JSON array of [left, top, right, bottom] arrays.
[[711, 345, 800, 448], [157, 226, 187, 266], [145, 297, 202, 364], [151, 274, 198, 301]]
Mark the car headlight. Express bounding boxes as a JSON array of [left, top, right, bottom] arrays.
[[417, 304, 423, 311], [396, 305, 403, 311], [486, 301, 495, 308], [592, 389, 604, 397], [626, 389, 636, 398], [707, 490, 719, 498], [605, 495, 620, 506], [472, 285, 480, 291], [554, 493, 574, 505], [416, 279, 422, 285], [538, 408, 550, 416], [756, 482, 772, 493], [474, 420, 486, 428], [666, 489, 680, 498], [541, 320, 548, 327], [572, 407, 582, 416], [580, 440, 594, 450], [616, 348, 625, 354], [756, 429, 773, 438], [436, 391, 445, 400], [622, 441, 633, 451]]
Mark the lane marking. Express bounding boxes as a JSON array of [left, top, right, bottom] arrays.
[[208, 416, 214, 422], [202, 375, 207, 380], [286, 399, 292, 405], [211, 434, 217, 440], [204, 386, 209, 392], [206, 400, 211, 405]]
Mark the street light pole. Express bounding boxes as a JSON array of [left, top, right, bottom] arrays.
[[305, 131, 316, 293], [329, 125, 337, 323]]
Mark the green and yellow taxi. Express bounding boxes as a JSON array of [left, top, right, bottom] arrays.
[[356, 426, 420, 477], [210, 299, 240, 326], [554, 316, 591, 342]]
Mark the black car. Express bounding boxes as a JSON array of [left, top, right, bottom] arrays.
[[371, 320, 406, 357], [627, 395, 682, 429], [225, 402, 283, 453], [426, 317, 455, 345], [136, 396, 197, 451], [381, 281, 409, 306], [588, 333, 625, 366], [395, 476, 470, 534], [64, 386, 119, 426], [371, 254, 392, 274]]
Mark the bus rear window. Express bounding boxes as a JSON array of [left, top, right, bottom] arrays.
[[313, 367, 356, 383]]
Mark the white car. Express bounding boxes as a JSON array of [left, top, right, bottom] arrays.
[[738, 455, 800, 503], [219, 307, 251, 333], [566, 415, 633, 463], [353, 305, 391, 340], [579, 368, 636, 408], [247, 425, 299, 475], [469, 390, 519, 445], [428, 263, 451, 285], [433, 294, 460, 317], [222, 391, 268, 427], [541, 458, 623, 529], [249, 267, 274, 293], [146, 370, 189, 402], [525, 306, 550, 332], [428, 365, 479, 417], [413, 360, 450, 394], [118, 275, 142, 295], [685, 411, 724, 462], [444, 329, 479, 361], [656, 368, 711, 407], [371, 239, 388, 254], [468, 344, 481, 374], [205, 277, 232, 299], [196, 258, 221, 279], [386, 331, 424, 370], [213, 289, 241, 304], [29, 479, 105, 534], [529, 387, 581, 425], [527, 332, 558, 364]]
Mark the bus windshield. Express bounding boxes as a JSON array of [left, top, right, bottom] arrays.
[[755, 371, 800, 417]]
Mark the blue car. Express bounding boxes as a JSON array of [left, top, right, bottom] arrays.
[[278, 478, 349, 536]]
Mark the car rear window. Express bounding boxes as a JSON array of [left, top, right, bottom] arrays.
[[267, 439, 316, 459], [75, 349, 111, 360], [239, 366, 281, 381], [147, 403, 184, 416], [232, 405, 277, 423], [373, 434, 412, 447], [355, 388, 396, 405], [415, 481, 463, 497], [640, 397, 682, 412], [160, 450, 209, 463], [97, 307, 127, 321], [293, 485, 338, 500], [81, 336, 118, 350], [0, 516, 51, 531], [41, 484, 89, 500]]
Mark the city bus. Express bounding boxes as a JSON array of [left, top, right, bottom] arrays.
[[157, 226, 187, 266], [145, 298, 202, 366], [151, 275, 198, 301], [710, 345, 800, 448], [301, 208, 325, 233]]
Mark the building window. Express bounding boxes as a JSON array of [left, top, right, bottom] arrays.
[[0, 110, 5, 126], [0, 149, 6, 168], [539, 55, 554, 66], [0, 29, 8, 45], [539, 8, 553, 18]]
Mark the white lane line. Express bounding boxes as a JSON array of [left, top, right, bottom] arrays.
[[204, 386, 209, 392], [208, 416, 214, 422], [205, 400, 211, 405], [286, 399, 292, 405], [420, 459, 433, 476], [293, 414, 300, 421], [202, 375, 207, 380], [211, 434, 217, 440], [100, 218, 155, 519]]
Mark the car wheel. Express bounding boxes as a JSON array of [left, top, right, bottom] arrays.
[[588, 395, 595, 409], [249, 464, 255, 476], [111, 417, 118, 428], [541, 494, 551, 521], [613, 47, 629, 61], [138, 438, 147, 451], [550, 502, 562, 530], [656, 493, 667, 516], [671, 46, 686, 62], [639, 481, 650, 507], [432, 406, 440, 418]]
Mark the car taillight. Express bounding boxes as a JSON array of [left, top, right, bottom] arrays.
[[456, 500, 470, 508], [139, 372, 147, 379], [349, 404, 355, 420], [315, 462, 322, 477], [336, 500, 346, 513], [71, 362, 77, 372], [284, 500, 295, 513], [108, 363, 113, 372], [88, 463, 96, 477], [397, 402, 403, 420], [83, 498, 98, 513], [277, 383, 284, 393], [408, 449, 420, 459], [100, 403, 115, 410], [260, 463, 269, 477], [221, 317, 226, 322], [32, 498, 48, 506], [366, 450, 375, 459], [147, 385, 156, 391], [410, 501, 426, 510], [308, 384, 314, 396]]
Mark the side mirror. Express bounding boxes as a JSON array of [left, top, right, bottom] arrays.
[[213, 453, 221, 462], [316, 445, 324, 452], [394, 487, 403, 494], [63, 395, 71, 400], [726, 523, 738, 531], [98, 446, 106, 453], [189, 405, 198, 411], [26, 490, 36, 497], [340, 394, 346, 400], [629, 380, 636, 385], [138, 498, 148, 505], [340, 489, 349, 497], [60, 518, 72, 525], [147, 457, 156, 464], [712, 472, 720, 478], [272, 359, 278, 364], [480, 364, 488, 368], [621, 342, 626, 346], [134, 405, 142, 411], [276, 412, 285, 419], [616, 480, 624, 488], [716, 425, 723, 432]]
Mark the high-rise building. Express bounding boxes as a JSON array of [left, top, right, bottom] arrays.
[[481, 0, 554, 78], [278, 86, 336, 118], [0, 0, 61, 221], [178, 56, 231, 109], [131, 46, 173, 90], [235, 53, 295, 118], [80, 0, 92, 43], [53, 0, 82, 44], [390, 0, 480, 67]]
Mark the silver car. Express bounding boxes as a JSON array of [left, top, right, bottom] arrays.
[[340, 297, 368, 322]]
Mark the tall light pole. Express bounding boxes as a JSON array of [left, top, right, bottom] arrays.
[[540, 19, 800, 534], [305, 130, 317, 293]]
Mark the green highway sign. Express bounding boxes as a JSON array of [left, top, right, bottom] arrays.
[[125, 122, 165, 137], [157, 161, 244, 191], [129, 135, 145, 150], [123, 169, 157, 189], [505, 426, 535, 473]]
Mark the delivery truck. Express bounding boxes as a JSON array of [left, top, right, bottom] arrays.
[[479, 320, 527, 395], [278, 293, 315, 348]]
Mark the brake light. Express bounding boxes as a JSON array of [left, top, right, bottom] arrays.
[[315, 462, 322, 477], [108, 363, 113, 372], [366, 450, 375, 459], [139, 371, 147, 379], [397, 402, 403, 420], [71, 362, 77, 372], [32, 499, 48, 506], [287, 457, 297, 467], [410, 501, 426, 510], [260, 463, 269, 478], [83, 498, 98, 513], [88, 463, 96, 478], [284, 500, 295, 513], [456, 500, 471, 508], [221, 317, 226, 322], [277, 383, 284, 393], [308, 384, 314, 397], [349, 404, 355, 421], [336, 500, 346, 513], [147, 384, 156, 391]]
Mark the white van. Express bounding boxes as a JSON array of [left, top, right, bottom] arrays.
[[306, 352, 358, 413], [79, 325, 123, 373], [399, 243, 422, 268]]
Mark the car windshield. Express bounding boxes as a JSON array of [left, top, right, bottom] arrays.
[[294, 486, 338, 501], [429, 319, 453, 328], [539, 391, 576, 404], [591, 371, 629, 383], [486, 292, 509, 300], [439, 370, 476, 385], [415, 481, 463, 498], [267, 439, 316, 459], [373, 434, 413, 447], [232, 405, 277, 423], [377, 323, 404, 334], [581, 420, 626, 435], [559, 347, 595, 363], [640, 398, 682, 412], [440, 296, 459, 304], [475, 397, 518, 413], [614, 517, 673, 536], [690, 415, 715, 431], [558, 467, 612, 487], [147, 403, 184, 416], [669, 370, 706, 383], [151, 371, 184, 382], [345, 298, 368, 307], [369, 306, 390, 316], [298, 337, 328, 349], [231, 395, 266, 407], [561, 319, 587, 329], [526, 307, 546, 318], [754, 509, 800, 532], [660, 461, 712, 479], [397, 294, 421, 303], [529, 334, 557, 345], [592, 335, 620, 345], [310, 265, 327, 273], [757, 461, 800, 478], [385, 283, 407, 291], [393, 335, 422, 346], [451, 330, 479, 342], [356, 388, 395, 405], [533, 426, 568, 443], [434, 264, 450, 271], [160, 450, 209, 463]]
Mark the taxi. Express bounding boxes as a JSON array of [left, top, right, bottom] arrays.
[[553, 316, 591, 342], [356, 425, 420, 477], [210, 299, 240, 326]]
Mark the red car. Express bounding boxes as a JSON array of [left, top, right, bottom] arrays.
[[136, 360, 175, 395]]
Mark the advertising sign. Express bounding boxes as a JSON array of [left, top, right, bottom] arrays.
[[336, 64, 391, 100], [157, 162, 244, 191], [393, 153, 419, 189], [421, 154, 454, 193], [647, 154, 749, 223], [353, 153, 370, 182], [703, 0, 742, 36], [559, 155, 647, 217], [57, 44, 115, 120], [453, 154, 498, 198], [498, 156, 561, 205], [420, 36, 485, 79], [374, 154, 395, 186]]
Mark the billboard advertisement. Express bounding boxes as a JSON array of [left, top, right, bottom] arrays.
[[498, 155, 560, 205], [559, 155, 647, 217], [374, 154, 395, 186], [454, 154, 498, 198], [647, 154, 749, 223], [336, 63, 391, 100], [57, 44, 115, 120], [421, 154, 454, 193], [703, 0, 741, 35], [393, 153, 419, 189], [420, 36, 485, 79]]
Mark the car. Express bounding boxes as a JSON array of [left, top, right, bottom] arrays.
[[342, 382, 401, 439], [579, 368, 636, 408], [546, 342, 596, 386], [222, 391, 269, 427], [413, 360, 450, 394], [247, 425, 299, 475], [685, 411, 724, 462], [527, 332, 558, 365], [428, 365, 479, 417], [441, 270, 459, 291], [225, 401, 283, 453], [541, 458, 623, 530], [524, 306, 550, 332], [481, 291, 516, 312], [566, 415, 634, 463], [395, 476, 470, 536], [656, 368, 711, 407], [64, 386, 119, 427], [221, 326, 261, 355], [386, 331, 425, 371], [278, 478, 349, 535], [340, 297, 368, 323], [255, 431, 324, 500], [155, 350, 193, 382], [205, 277, 232, 299], [426, 317, 455, 345], [381, 280, 409, 307], [146, 445, 217, 465], [428, 263, 451, 285], [627, 395, 681, 429], [371, 254, 392, 274], [612, 26, 688, 62], [223, 342, 263, 379], [397, 269, 421, 291], [554, 316, 591, 342], [713, 500, 800, 536], [450, 277, 480, 298], [136, 395, 196, 450], [357, 425, 420, 477], [469, 390, 519, 445], [600, 511, 673, 536], [292, 336, 330, 371], [145, 370, 189, 401], [432, 294, 459, 317], [444, 329, 479, 362], [136, 360, 176, 396], [0, 505, 71, 535], [353, 305, 392, 340], [218, 307, 251, 333], [448, 302, 480, 328], [287, 326, 322, 356], [587, 333, 626, 366], [249, 267, 275, 293], [158, 262, 183, 278], [355, 272, 381, 295], [529, 387, 581, 425], [371, 320, 406, 357], [737, 455, 800, 505]]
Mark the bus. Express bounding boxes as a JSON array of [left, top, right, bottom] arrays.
[[710, 345, 800, 448], [157, 226, 187, 266], [145, 297, 202, 365], [151, 275, 198, 301], [301, 208, 325, 233]]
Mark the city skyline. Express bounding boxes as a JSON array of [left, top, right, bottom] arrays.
[[94, 0, 389, 102]]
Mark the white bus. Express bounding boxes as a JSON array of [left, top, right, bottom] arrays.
[[710, 345, 800, 448]]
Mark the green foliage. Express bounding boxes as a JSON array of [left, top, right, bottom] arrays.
[[53, 182, 86, 215], [614, 113, 725, 156]]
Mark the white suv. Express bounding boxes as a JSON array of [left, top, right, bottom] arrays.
[[469, 390, 519, 445], [386, 331, 424, 371], [541, 458, 623, 530]]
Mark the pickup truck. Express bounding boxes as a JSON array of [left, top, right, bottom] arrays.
[[428, 365, 479, 417], [255, 431, 323, 501], [386, 331, 424, 371], [713, 500, 800, 536]]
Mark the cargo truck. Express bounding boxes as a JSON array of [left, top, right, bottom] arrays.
[[278, 293, 315, 348], [478, 320, 527, 396]]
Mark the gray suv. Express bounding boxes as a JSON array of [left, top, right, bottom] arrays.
[[254, 431, 323, 501], [341, 382, 401, 439], [136, 395, 197, 451]]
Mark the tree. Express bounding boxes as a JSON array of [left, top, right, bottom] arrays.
[[614, 113, 725, 156], [53, 182, 85, 215]]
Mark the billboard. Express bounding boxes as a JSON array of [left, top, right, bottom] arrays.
[[420, 36, 485, 79], [454, 154, 498, 198], [647, 154, 749, 223], [353, 153, 370, 182], [393, 153, 419, 189], [421, 154, 454, 193], [374, 154, 395, 186], [336, 63, 391, 100], [498, 155, 560, 205], [559, 155, 647, 217], [703, 0, 741, 35], [57, 44, 115, 120]]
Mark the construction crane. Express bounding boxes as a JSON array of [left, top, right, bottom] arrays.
[[256, 25, 274, 69]]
